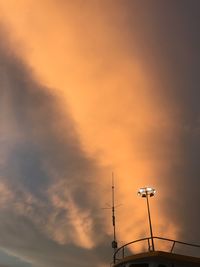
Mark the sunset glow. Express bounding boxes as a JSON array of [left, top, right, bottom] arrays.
[[0, 1, 200, 267]]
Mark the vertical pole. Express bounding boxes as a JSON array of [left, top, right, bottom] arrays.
[[112, 173, 116, 243], [112, 173, 117, 254], [147, 238, 151, 252], [146, 194, 155, 251]]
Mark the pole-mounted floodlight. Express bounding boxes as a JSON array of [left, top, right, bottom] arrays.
[[138, 187, 156, 251]]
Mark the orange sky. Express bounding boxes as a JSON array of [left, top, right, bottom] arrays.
[[0, 0, 182, 257]]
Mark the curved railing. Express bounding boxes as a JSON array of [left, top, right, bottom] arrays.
[[113, 236, 200, 264]]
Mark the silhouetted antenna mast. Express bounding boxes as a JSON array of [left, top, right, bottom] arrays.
[[111, 172, 118, 252]]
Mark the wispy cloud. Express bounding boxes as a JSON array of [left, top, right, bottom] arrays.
[[0, 1, 200, 265], [0, 29, 110, 267]]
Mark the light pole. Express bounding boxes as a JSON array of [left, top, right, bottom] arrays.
[[138, 187, 156, 251]]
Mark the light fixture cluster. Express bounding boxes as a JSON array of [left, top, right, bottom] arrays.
[[137, 187, 156, 198]]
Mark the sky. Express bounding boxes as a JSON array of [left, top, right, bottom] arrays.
[[0, 1, 200, 266]]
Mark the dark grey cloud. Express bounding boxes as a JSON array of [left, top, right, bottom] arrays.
[[120, 0, 200, 250], [0, 28, 111, 267], [1, 0, 200, 265]]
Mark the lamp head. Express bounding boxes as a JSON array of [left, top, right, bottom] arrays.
[[138, 187, 156, 197]]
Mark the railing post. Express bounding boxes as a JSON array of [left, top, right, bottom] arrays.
[[171, 241, 176, 253], [147, 238, 151, 252], [122, 246, 125, 258]]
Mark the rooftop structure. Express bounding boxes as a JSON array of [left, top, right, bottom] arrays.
[[113, 236, 200, 267], [114, 250, 200, 267], [111, 186, 200, 267]]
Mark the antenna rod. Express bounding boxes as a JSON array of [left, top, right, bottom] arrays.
[[111, 172, 118, 252]]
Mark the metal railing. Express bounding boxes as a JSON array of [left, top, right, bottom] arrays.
[[113, 236, 200, 264]]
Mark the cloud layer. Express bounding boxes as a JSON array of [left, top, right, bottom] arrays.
[[0, 30, 110, 267], [0, 1, 200, 265]]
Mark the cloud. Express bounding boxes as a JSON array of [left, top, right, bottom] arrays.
[[0, 0, 200, 263], [0, 28, 110, 267]]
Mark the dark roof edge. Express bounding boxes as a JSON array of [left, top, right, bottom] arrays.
[[114, 251, 200, 266]]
